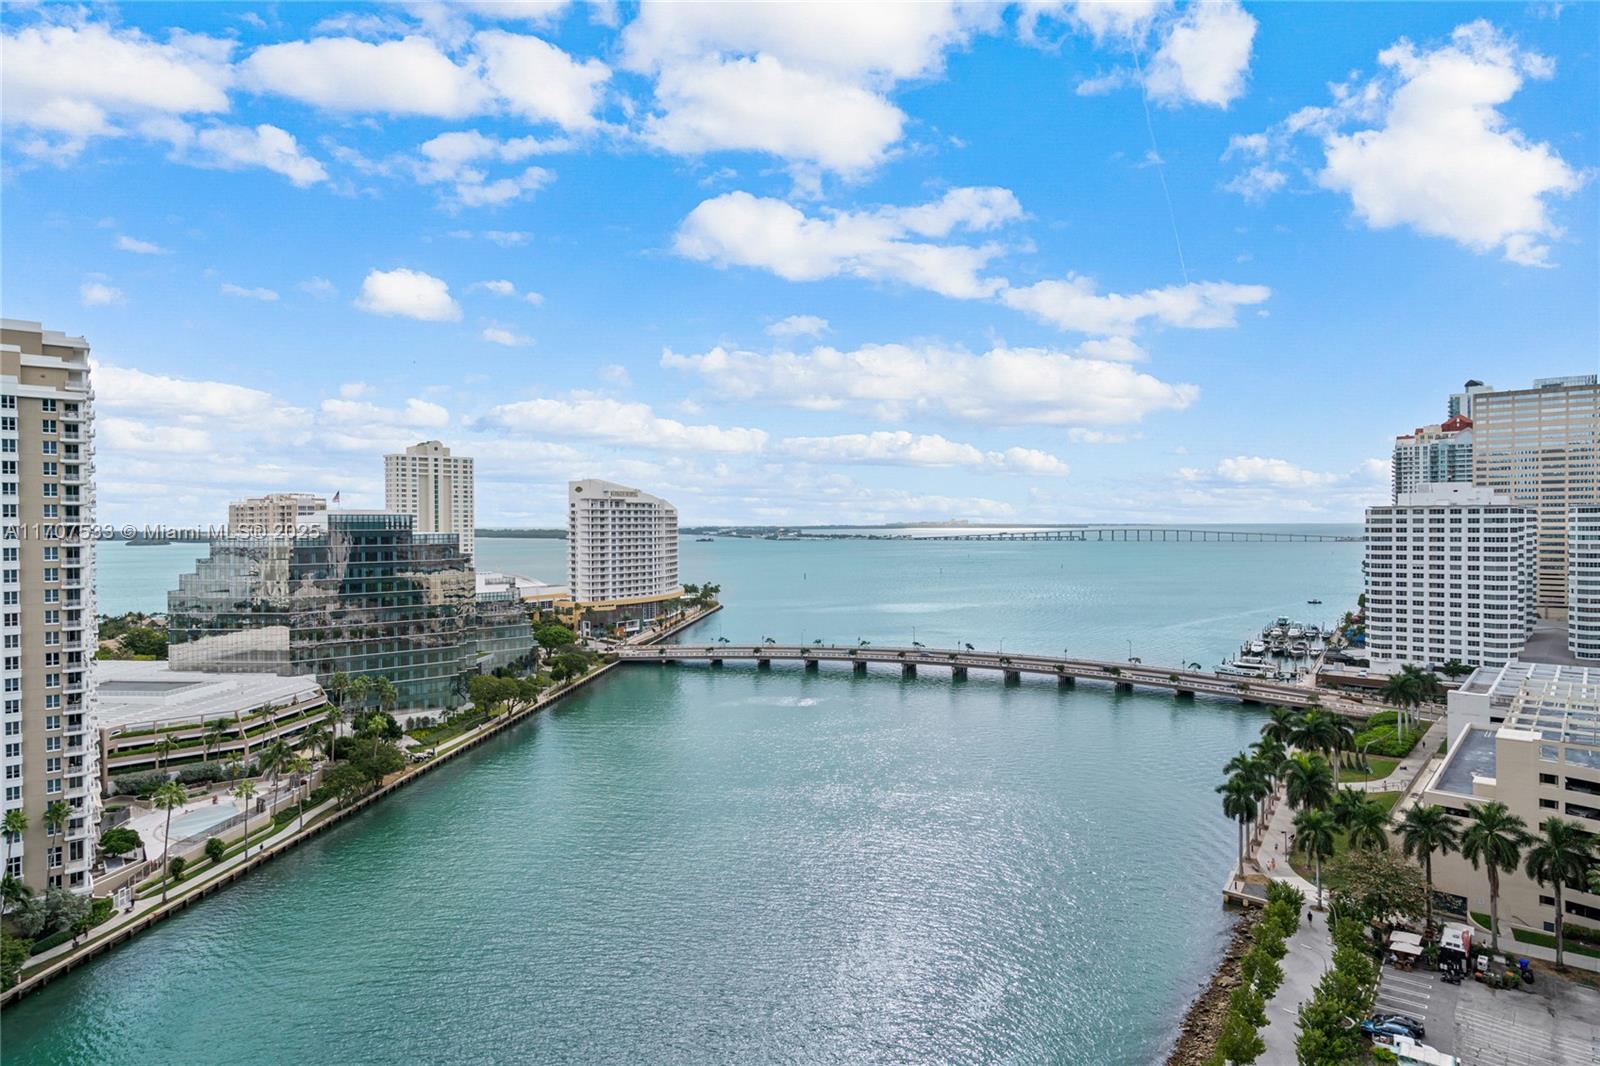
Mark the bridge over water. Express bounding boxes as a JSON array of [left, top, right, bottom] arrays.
[[614, 644, 1398, 719], [800, 527, 1359, 543]]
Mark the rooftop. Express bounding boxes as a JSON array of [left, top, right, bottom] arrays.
[[1456, 658, 1600, 700], [1434, 726, 1498, 796], [96, 660, 324, 732]]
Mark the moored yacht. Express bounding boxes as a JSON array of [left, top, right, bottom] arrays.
[[1217, 656, 1275, 678]]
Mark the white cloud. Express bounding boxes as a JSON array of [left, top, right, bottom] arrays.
[[641, 54, 906, 176], [241, 35, 488, 118], [481, 325, 532, 347], [482, 230, 530, 246], [354, 267, 462, 321], [338, 382, 372, 399], [1064, 1, 1171, 42], [598, 363, 632, 386], [220, 282, 280, 301], [151, 120, 329, 186], [1000, 275, 1271, 335], [781, 431, 1071, 476], [472, 279, 519, 297], [95, 365, 304, 426], [621, 2, 994, 177], [99, 417, 213, 454], [414, 130, 556, 207], [663, 343, 1198, 427], [1145, 0, 1257, 108], [766, 314, 830, 339], [298, 277, 338, 298], [320, 396, 450, 429], [474, 29, 610, 131], [675, 188, 1019, 300], [79, 280, 126, 307], [1319, 21, 1584, 267], [1199, 455, 1344, 488], [116, 235, 170, 255], [0, 22, 233, 155], [485, 395, 768, 453]]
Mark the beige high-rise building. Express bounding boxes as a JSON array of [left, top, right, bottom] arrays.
[[227, 492, 326, 536], [384, 441, 475, 560], [1470, 375, 1600, 617], [2, 319, 100, 894], [568, 479, 680, 637]]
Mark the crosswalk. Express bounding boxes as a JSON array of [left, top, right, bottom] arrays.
[[1455, 1003, 1600, 1065]]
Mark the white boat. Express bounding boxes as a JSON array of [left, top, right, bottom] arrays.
[[1249, 640, 1266, 655], [1291, 640, 1310, 657], [1217, 657, 1275, 678], [1287, 626, 1303, 639]]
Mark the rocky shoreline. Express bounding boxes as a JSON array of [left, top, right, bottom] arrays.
[[1165, 909, 1260, 1066]]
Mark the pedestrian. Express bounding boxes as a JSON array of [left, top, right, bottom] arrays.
[[1306, 910, 1314, 925]]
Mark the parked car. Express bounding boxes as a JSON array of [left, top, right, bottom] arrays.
[[1361, 1018, 1422, 1041], [1370, 1013, 1425, 1038]]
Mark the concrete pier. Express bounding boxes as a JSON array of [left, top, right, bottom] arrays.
[[1058, 675, 1074, 689], [757, 658, 772, 671], [901, 663, 917, 678], [952, 666, 967, 680], [853, 660, 867, 675], [1004, 670, 1021, 684], [804, 659, 819, 672]]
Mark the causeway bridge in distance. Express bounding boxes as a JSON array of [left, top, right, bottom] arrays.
[[794, 527, 1358, 543], [614, 643, 1401, 720]]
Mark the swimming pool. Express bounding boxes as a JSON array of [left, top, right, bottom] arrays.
[[168, 802, 240, 841]]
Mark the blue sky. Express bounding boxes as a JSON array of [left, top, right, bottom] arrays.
[[3, 1, 1596, 527]]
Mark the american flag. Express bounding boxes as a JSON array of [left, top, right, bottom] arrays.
[[332, 491, 341, 505]]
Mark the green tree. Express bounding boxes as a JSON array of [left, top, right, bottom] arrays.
[[151, 780, 188, 902], [97, 826, 143, 859], [1293, 808, 1338, 909], [287, 755, 313, 828], [322, 763, 369, 806], [534, 623, 577, 650], [1398, 804, 1459, 931], [121, 626, 168, 658], [1, 931, 28, 991], [1523, 816, 1596, 970], [204, 836, 226, 865], [1291, 709, 1355, 784], [1460, 800, 1530, 955], [167, 855, 187, 883], [1325, 848, 1427, 924], [467, 674, 512, 716], [154, 735, 176, 773], [1283, 753, 1334, 812]]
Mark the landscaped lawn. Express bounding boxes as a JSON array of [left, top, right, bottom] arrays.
[[1337, 756, 1400, 783]]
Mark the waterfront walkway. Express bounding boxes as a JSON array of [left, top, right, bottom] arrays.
[[618, 643, 1413, 719], [801, 527, 1358, 543]]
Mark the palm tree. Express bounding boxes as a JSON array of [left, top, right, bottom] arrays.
[[1, 809, 28, 916], [233, 780, 258, 858], [1294, 808, 1338, 908], [258, 740, 291, 818], [1346, 801, 1391, 852], [42, 800, 71, 846], [303, 722, 331, 764], [1291, 709, 1354, 784], [288, 756, 313, 830], [151, 780, 188, 902], [204, 719, 230, 764], [1524, 817, 1596, 970], [1381, 670, 1422, 737], [155, 735, 176, 774], [373, 676, 398, 719], [1260, 706, 1300, 747], [1283, 752, 1335, 812], [1399, 804, 1460, 931], [1460, 801, 1531, 955], [1217, 774, 1259, 881]]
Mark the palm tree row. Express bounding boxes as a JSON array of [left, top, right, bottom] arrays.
[[1399, 799, 1594, 968], [1379, 663, 1441, 737]]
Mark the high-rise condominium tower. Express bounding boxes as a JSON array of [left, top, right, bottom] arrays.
[[1571, 505, 1600, 662], [385, 441, 475, 561], [2, 320, 100, 893], [227, 492, 326, 536], [567, 479, 680, 637], [1391, 415, 1474, 502], [1469, 375, 1600, 616], [1364, 484, 1537, 668]]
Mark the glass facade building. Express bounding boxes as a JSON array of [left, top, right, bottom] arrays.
[[168, 513, 526, 708]]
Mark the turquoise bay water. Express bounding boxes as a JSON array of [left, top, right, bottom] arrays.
[[10, 531, 1360, 1064]]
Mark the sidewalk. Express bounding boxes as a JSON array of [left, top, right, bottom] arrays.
[[1260, 917, 1333, 1064]]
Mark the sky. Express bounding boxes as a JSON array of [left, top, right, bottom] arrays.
[[2, 1, 1596, 528]]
